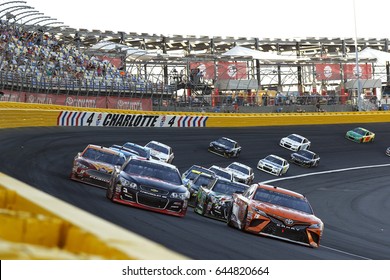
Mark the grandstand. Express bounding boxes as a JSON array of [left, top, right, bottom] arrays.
[[1, 0, 390, 112]]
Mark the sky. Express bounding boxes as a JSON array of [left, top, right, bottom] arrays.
[[11, 0, 390, 39]]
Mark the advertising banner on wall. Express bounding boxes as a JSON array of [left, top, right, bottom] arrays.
[[189, 62, 216, 80], [315, 64, 341, 80], [343, 64, 372, 79], [217, 62, 247, 80], [315, 63, 373, 80], [0, 90, 26, 102], [190, 61, 248, 80], [1, 90, 152, 110]]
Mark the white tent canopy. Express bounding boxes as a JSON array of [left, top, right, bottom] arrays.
[[221, 46, 305, 62], [348, 47, 390, 65]]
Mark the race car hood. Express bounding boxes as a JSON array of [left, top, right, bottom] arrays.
[[282, 137, 299, 145], [209, 192, 233, 204], [122, 172, 186, 193], [261, 159, 281, 168], [291, 154, 310, 162], [252, 201, 321, 224], [150, 150, 168, 161], [228, 169, 247, 179], [80, 158, 115, 174]]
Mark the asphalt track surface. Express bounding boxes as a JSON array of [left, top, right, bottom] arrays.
[[0, 123, 390, 260]]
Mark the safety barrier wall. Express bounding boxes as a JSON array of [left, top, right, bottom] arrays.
[[1, 101, 390, 260], [0, 173, 188, 260], [2, 102, 390, 128]]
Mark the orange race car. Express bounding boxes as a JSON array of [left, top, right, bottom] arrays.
[[227, 183, 324, 248]]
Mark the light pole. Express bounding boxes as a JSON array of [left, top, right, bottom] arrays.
[[353, 0, 362, 111]]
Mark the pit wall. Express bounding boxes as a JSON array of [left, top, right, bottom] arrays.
[[0, 101, 389, 260]]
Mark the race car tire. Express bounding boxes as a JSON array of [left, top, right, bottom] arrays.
[[224, 152, 230, 158]]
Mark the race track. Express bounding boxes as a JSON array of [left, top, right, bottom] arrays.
[[1, 124, 390, 260]]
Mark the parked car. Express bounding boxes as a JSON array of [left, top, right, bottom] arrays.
[[106, 157, 189, 217], [227, 183, 324, 248], [257, 154, 289, 176], [226, 162, 254, 185], [70, 144, 127, 188], [279, 134, 311, 151], [194, 178, 249, 221], [145, 140, 174, 163], [208, 137, 241, 158], [345, 127, 375, 143], [289, 150, 320, 167]]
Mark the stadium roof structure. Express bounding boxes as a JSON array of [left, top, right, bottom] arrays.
[[1, 1, 388, 64]]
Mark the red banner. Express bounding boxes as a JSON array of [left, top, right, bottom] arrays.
[[343, 64, 372, 79], [1, 90, 152, 110], [315, 64, 341, 80], [189, 62, 215, 80], [218, 62, 247, 80], [0, 90, 26, 102]]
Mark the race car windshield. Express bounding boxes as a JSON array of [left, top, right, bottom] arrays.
[[217, 138, 234, 148], [212, 181, 247, 195], [288, 135, 302, 142], [254, 189, 313, 214], [265, 156, 283, 166], [185, 170, 201, 181], [83, 148, 125, 165], [353, 128, 366, 135], [147, 143, 169, 154], [123, 143, 149, 158], [124, 160, 182, 185], [229, 164, 249, 175], [297, 150, 314, 159], [193, 175, 214, 189], [186, 166, 214, 179], [210, 168, 231, 180]]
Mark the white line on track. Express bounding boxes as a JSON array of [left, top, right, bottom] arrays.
[[320, 245, 372, 260], [260, 163, 390, 184], [259, 163, 390, 260]]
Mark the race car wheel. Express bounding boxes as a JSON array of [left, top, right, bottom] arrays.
[[224, 152, 230, 158]]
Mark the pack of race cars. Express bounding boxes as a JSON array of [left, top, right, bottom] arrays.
[[69, 126, 379, 249]]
